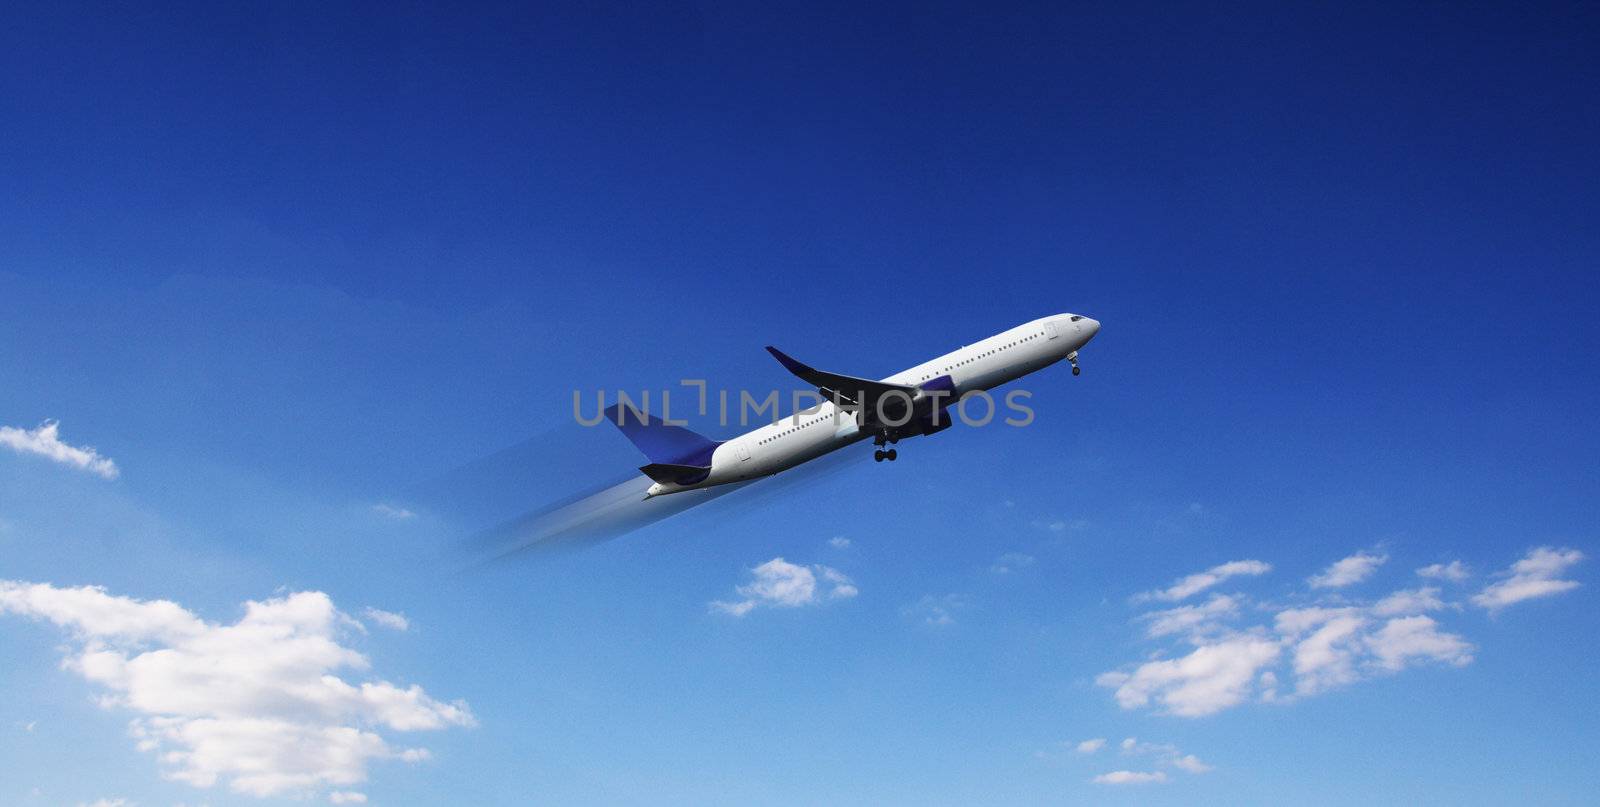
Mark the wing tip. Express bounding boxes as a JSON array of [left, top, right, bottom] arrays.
[[765, 345, 809, 375]]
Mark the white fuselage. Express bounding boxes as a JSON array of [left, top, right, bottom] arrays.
[[645, 313, 1101, 496]]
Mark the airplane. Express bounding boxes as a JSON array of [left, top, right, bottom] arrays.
[[607, 313, 1101, 499]]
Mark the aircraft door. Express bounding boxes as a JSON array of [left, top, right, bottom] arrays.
[[1045, 320, 1059, 340], [737, 442, 751, 461]]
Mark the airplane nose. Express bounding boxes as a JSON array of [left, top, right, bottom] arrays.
[[1083, 318, 1101, 340]]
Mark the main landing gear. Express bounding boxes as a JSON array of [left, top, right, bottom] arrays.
[[1068, 350, 1081, 376], [872, 433, 899, 462]]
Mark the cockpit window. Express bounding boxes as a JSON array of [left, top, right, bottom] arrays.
[[1069, 315, 1083, 322]]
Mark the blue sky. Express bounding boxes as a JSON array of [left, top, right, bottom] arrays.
[[2, 2, 1598, 805]]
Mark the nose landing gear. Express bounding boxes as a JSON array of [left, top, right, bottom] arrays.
[[1068, 350, 1081, 376]]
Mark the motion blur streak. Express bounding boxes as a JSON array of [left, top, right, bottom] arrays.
[[468, 446, 860, 561], [407, 421, 858, 565]]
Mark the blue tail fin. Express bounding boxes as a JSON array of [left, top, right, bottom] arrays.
[[604, 403, 721, 468]]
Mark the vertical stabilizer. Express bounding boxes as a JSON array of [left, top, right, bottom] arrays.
[[604, 403, 721, 468]]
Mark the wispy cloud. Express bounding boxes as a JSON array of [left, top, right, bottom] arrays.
[[819, 567, 858, 600], [1099, 548, 1497, 716], [1416, 560, 1470, 583], [1277, 607, 1472, 696], [990, 552, 1035, 574], [1137, 560, 1271, 603], [1092, 770, 1166, 785], [710, 558, 857, 617], [1472, 547, 1584, 610], [1031, 518, 1089, 534], [1076, 738, 1106, 753], [1280, 611, 1365, 692], [828, 536, 851, 549], [1118, 737, 1213, 774], [1371, 587, 1445, 617], [1366, 615, 1474, 673], [0, 580, 474, 800], [1308, 550, 1387, 588], [1140, 593, 1240, 639], [0, 420, 119, 479], [903, 594, 965, 627], [371, 503, 416, 520], [1098, 634, 1282, 717], [362, 607, 410, 631]]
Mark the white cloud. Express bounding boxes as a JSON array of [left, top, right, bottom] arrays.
[[1416, 560, 1470, 583], [328, 792, 368, 804], [78, 800, 132, 807], [990, 552, 1035, 575], [1140, 593, 1239, 639], [1371, 587, 1445, 617], [1138, 560, 1271, 602], [1092, 770, 1167, 785], [818, 567, 858, 600], [1104, 545, 1503, 716], [1288, 612, 1368, 695], [1075, 738, 1106, 754], [1258, 669, 1280, 701], [711, 600, 758, 617], [1116, 737, 1211, 774], [0, 420, 119, 479], [1309, 550, 1388, 588], [828, 536, 851, 549], [361, 608, 409, 632], [1365, 615, 1474, 672], [1097, 634, 1282, 717], [371, 504, 415, 520], [1472, 547, 1584, 610], [710, 558, 857, 617], [1031, 518, 1088, 533], [0, 581, 473, 799], [1273, 605, 1361, 638], [902, 594, 964, 626], [1273, 603, 1472, 696]]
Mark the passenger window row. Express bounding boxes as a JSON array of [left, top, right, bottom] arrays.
[[919, 331, 1042, 380], [760, 416, 830, 444]]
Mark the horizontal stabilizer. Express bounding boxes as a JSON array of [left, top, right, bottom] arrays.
[[638, 462, 713, 485]]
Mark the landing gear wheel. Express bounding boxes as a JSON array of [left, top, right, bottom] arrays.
[[886, 448, 898, 461], [1067, 350, 1081, 376], [1072, 365, 1081, 376], [873, 450, 885, 462]]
